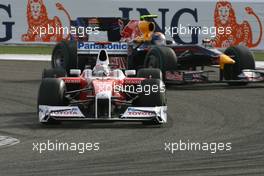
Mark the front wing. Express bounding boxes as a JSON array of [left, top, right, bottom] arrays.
[[165, 69, 264, 84], [39, 105, 167, 124]]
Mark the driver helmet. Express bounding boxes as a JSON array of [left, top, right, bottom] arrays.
[[151, 32, 166, 45], [92, 64, 110, 76]]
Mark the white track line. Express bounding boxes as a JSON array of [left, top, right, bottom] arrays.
[[0, 54, 51, 61], [256, 61, 264, 68], [0, 136, 20, 147]]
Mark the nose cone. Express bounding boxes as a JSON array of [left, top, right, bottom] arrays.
[[219, 54, 235, 69], [97, 49, 109, 65], [93, 80, 114, 95]]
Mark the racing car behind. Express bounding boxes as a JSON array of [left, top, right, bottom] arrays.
[[51, 15, 264, 86]]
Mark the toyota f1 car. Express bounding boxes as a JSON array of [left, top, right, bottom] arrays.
[[38, 48, 167, 125], [51, 15, 264, 86]]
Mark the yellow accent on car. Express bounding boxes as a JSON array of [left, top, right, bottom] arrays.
[[219, 54, 235, 70], [136, 21, 155, 42]]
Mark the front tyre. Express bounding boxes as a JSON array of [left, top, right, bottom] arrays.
[[38, 78, 67, 124], [133, 79, 166, 125], [224, 45, 255, 86], [144, 46, 177, 73]]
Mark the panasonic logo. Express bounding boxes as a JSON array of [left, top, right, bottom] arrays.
[[78, 42, 128, 50]]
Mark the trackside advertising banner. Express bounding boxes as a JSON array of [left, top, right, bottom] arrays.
[[0, 0, 264, 49]]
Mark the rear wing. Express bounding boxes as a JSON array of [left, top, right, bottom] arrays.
[[72, 17, 129, 55], [71, 17, 129, 42], [77, 41, 128, 69]]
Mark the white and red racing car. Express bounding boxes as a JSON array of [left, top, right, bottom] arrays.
[[38, 49, 167, 125]]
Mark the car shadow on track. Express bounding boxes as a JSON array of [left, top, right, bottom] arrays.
[[1, 112, 166, 129], [36, 122, 165, 129]]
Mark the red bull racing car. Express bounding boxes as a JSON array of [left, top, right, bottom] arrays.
[[38, 49, 167, 125], [51, 15, 264, 86]]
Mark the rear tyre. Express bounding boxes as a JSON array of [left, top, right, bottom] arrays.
[[38, 78, 67, 124], [224, 45, 255, 86], [144, 46, 177, 73], [137, 68, 162, 80], [133, 79, 166, 125], [42, 68, 67, 79], [51, 40, 77, 74]]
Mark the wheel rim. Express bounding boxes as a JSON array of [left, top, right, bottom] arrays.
[[53, 49, 64, 68]]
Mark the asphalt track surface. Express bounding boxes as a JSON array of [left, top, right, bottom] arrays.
[[0, 60, 264, 176]]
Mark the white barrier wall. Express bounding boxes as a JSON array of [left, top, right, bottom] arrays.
[[0, 0, 264, 49]]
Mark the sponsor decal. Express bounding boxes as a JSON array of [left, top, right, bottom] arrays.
[[124, 79, 142, 84], [39, 106, 85, 120], [1, 0, 262, 50], [212, 0, 262, 48], [123, 106, 167, 123], [51, 108, 79, 116], [21, 0, 71, 42], [64, 79, 81, 84], [124, 107, 156, 117], [78, 41, 128, 51], [127, 111, 154, 116], [0, 4, 15, 42]]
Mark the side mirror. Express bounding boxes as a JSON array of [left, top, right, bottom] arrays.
[[125, 70, 136, 77], [70, 69, 81, 77]]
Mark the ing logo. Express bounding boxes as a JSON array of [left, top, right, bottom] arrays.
[[213, 0, 262, 48], [21, 0, 71, 42]]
